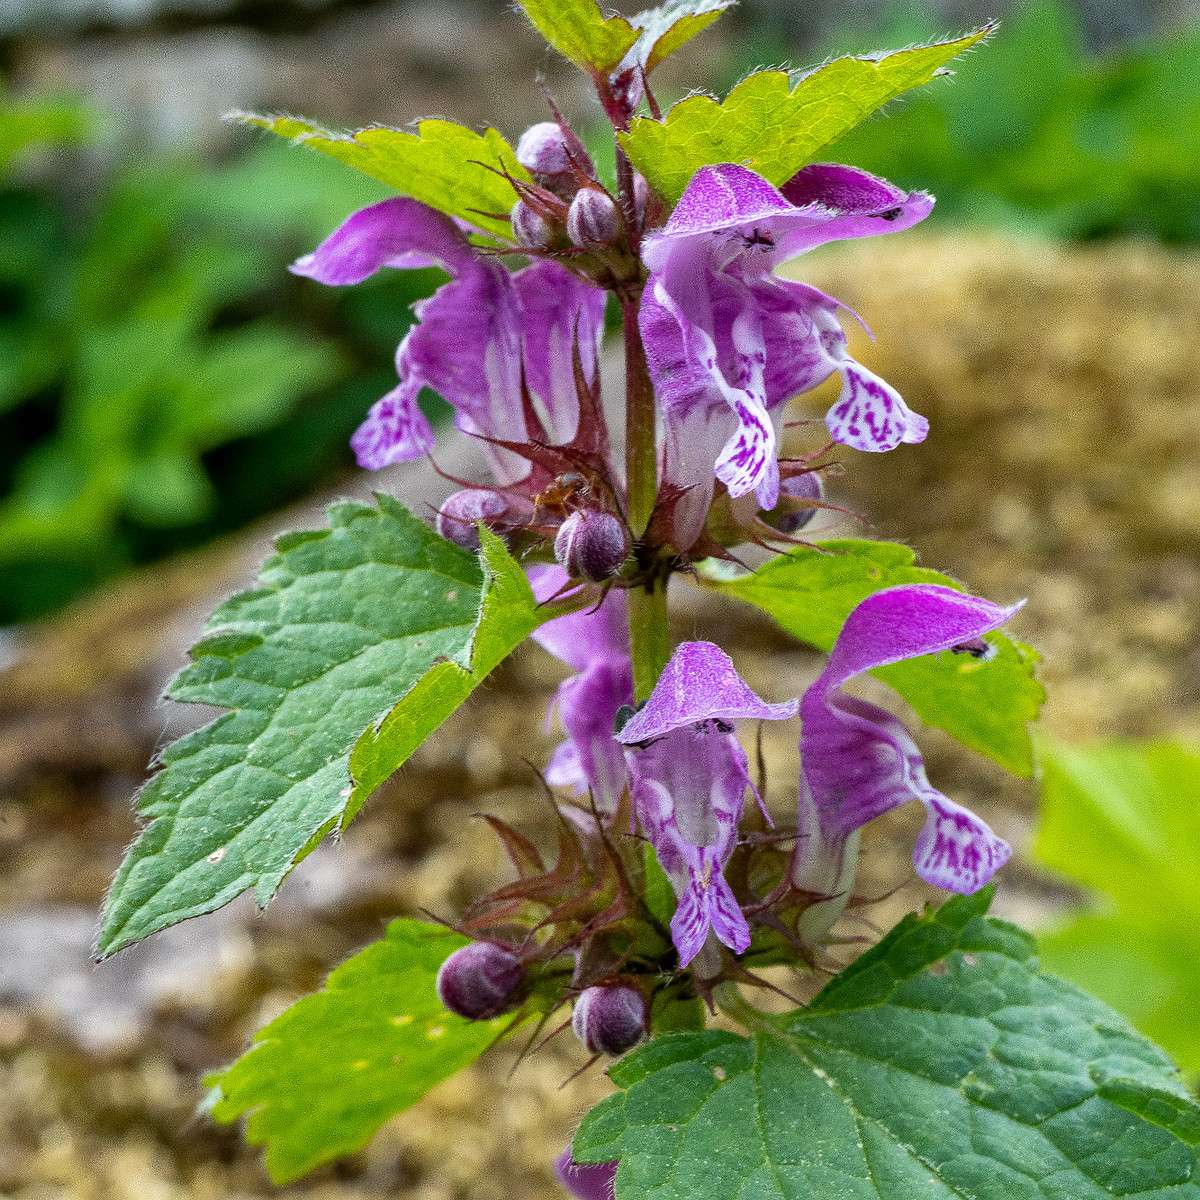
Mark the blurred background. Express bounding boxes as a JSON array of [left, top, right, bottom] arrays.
[[1, 0, 1199, 1196]]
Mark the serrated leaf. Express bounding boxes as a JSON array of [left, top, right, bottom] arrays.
[[233, 114, 529, 240], [346, 527, 556, 820], [621, 28, 992, 203], [211, 918, 503, 1183], [699, 540, 1044, 776], [516, 0, 639, 75], [99, 501, 553, 958], [631, 0, 734, 74], [516, 0, 730, 78], [1033, 738, 1200, 1070], [575, 890, 1199, 1200]]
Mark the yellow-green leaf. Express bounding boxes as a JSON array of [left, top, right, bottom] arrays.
[[233, 113, 529, 239], [621, 27, 993, 203], [515, 0, 639, 75]]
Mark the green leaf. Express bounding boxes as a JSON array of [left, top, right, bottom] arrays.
[[233, 114, 530, 240], [211, 918, 503, 1183], [620, 28, 993, 204], [516, 0, 639, 75], [575, 890, 1200, 1199], [515, 0, 730, 78], [631, 0, 735, 74], [699, 540, 1044, 776], [1033, 738, 1200, 1070], [346, 527, 556, 821], [98, 501, 553, 958]]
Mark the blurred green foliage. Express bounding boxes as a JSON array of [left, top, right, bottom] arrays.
[[0, 88, 442, 623], [749, 0, 1200, 242], [1033, 737, 1200, 1075]]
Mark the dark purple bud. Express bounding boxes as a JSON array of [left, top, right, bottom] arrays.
[[435, 941, 525, 1020], [763, 471, 824, 534], [554, 510, 629, 582], [567, 188, 622, 250], [554, 1148, 618, 1200], [436, 488, 510, 552], [516, 122, 594, 198], [571, 985, 645, 1056], [517, 121, 574, 177], [511, 199, 555, 251]]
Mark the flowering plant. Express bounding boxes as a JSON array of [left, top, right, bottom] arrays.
[[96, 3, 1200, 1196]]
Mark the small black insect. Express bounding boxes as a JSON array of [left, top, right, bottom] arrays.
[[876, 207, 903, 222]]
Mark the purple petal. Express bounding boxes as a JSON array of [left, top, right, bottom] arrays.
[[654, 163, 794, 244], [805, 296, 929, 453], [781, 162, 909, 213], [914, 793, 1012, 893], [528, 567, 630, 670], [799, 585, 1022, 893], [822, 585, 1023, 684], [290, 197, 474, 285], [512, 260, 606, 445], [350, 380, 435, 469], [825, 361, 929, 452], [550, 657, 634, 818], [618, 641, 797, 744], [555, 1149, 617, 1200]]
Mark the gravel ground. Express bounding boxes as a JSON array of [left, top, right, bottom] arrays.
[[0, 230, 1197, 1198]]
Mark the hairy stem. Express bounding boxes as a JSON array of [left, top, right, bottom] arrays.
[[621, 291, 657, 538], [628, 578, 670, 702]]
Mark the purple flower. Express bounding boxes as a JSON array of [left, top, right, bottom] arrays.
[[794, 585, 1021, 904], [554, 1149, 616, 1200], [292, 197, 605, 483], [529, 566, 633, 819], [639, 163, 932, 548], [617, 642, 798, 967]]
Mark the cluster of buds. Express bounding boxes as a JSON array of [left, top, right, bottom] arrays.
[[507, 120, 642, 291]]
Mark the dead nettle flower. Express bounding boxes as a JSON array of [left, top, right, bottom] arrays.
[[617, 641, 798, 967], [791, 584, 1021, 939], [435, 941, 526, 1020], [639, 162, 932, 548], [571, 984, 646, 1056], [289, 196, 605, 485], [435, 488, 511, 551], [554, 509, 631, 581]]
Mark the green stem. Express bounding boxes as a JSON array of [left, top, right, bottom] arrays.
[[619, 277, 667, 700], [628, 578, 670, 702], [621, 290, 657, 539]]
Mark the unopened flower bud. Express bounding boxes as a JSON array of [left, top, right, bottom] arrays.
[[517, 121, 573, 176], [516, 122, 594, 196], [571, 985, 645, 1056], [511, 199, 556, 250], [567, 188, 622, 250], [763, 471, 824, 534], [554, 510, 629, 582], [436, 942, 525, 1020], [437, 488, 509, 552]]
